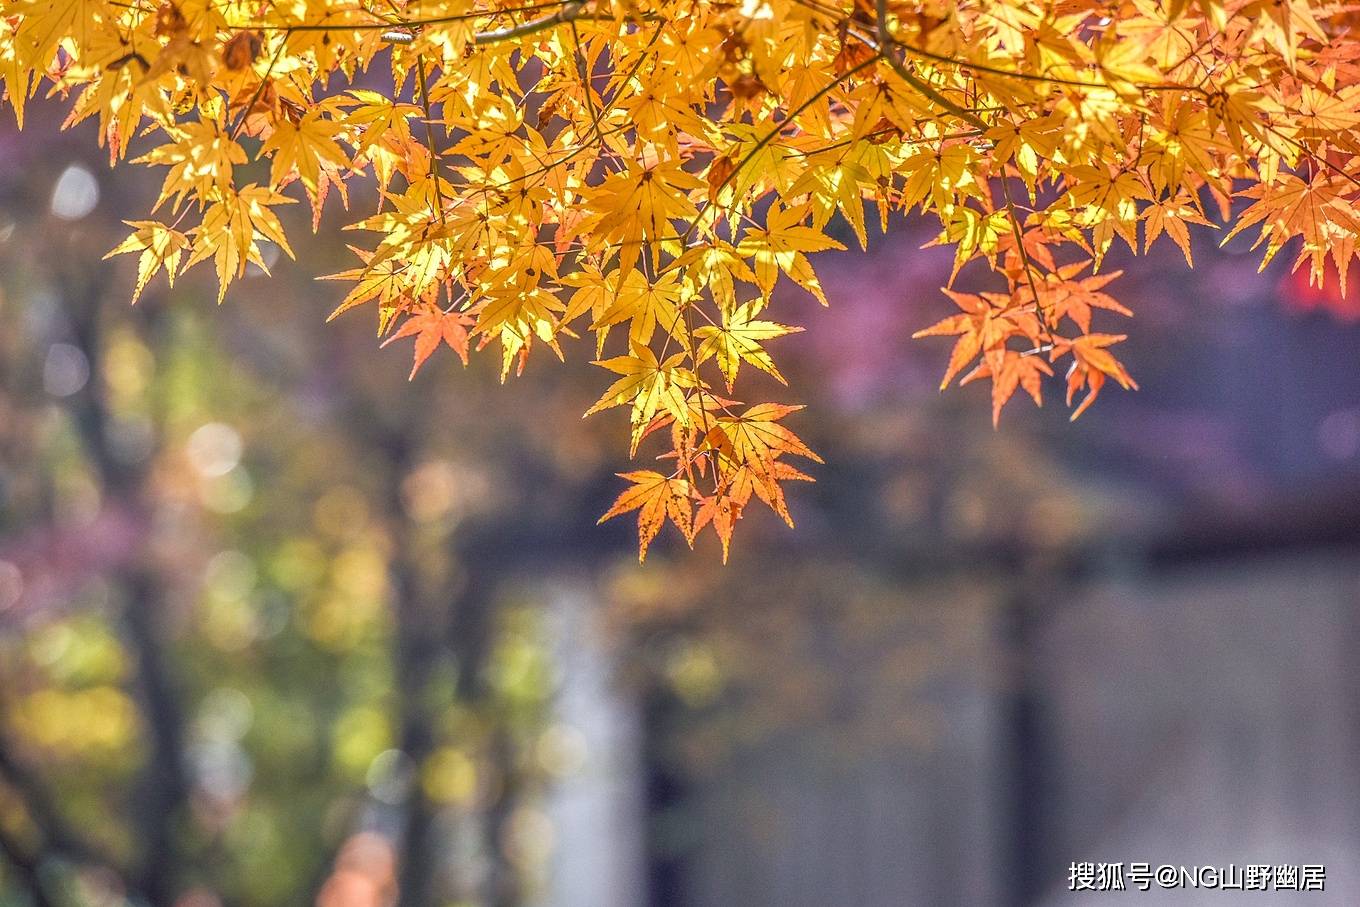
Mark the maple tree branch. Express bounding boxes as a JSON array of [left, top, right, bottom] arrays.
[[892, 33, 1197, 94], [374, 0, 642, 46], [224, 0, 576, 32], [833, 0, 1206, 98], [869, 0, 988, 131], [228, 27, 290, 141], [1261, 121, 1360, 190], [786, 127, 983, 158], [570, 21, 604, 141], [474, 0, 586, 44]]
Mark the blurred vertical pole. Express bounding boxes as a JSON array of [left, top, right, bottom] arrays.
[[445, 558, 518, 907], [1000, 566, 1051, 907], [540, 582, 646, 907], [641, 688, 687, 907]]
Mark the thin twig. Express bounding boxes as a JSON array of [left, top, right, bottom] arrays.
[[414, 54, 446, 223]]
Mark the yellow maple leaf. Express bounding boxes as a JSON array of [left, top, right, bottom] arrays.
[[183, 185, 295, 303], [262, 111, 351, 194], [586, 344, 697, 455], [103, 220, 190, 303], [736, 204, 844, 304], [694, 301, 802, 390]]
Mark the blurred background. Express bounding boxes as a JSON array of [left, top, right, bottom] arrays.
[[2, 106, 1359, 907]]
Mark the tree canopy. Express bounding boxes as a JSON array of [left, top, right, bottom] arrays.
[[4, 0, 1359, 559]]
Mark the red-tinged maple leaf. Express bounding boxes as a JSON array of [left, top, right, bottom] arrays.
[[1037, 265, 1132, 334], [1227, 174, 1360, 292], [721, 458, 814, 528], [961, 350, 1054, 425], [694, 494, 741, 562], [997, 226, 1062, 274], [381, 306, 474, 379], [1053, 333, 1138, 419], [913, 289, 1029, 388], [598, 471, 693, 563]]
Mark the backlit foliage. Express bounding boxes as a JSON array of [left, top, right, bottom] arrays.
[[5, 0, 1360, 559]]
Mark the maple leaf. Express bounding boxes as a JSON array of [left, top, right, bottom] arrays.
[[1054, 334, 1139, 420], [898, 143, 982, 213], [136, 117, 246, 213], [707, 405, 821, 481], [580, 158, 702, 274], [262, 110, 351, 195], [1226, 174, 1360, 294], [912, 290, 1016, 389], [590, 268, 687, 347], [559, 264, 621, 352], [221, 31, 262, 71], [1143, 194, 1213, 267], [471, 246, 565, 347], [598, 471, 694, 563], [1, 17, 33, 128], [382, 306, 474, 379], [718, 458, 814, 529], [695, 302, 802, 390], [986, 115, 1063, 189], [9, 0, 108, 71], [1065, 165, 1153, 260], [322, 246, 412, 330], [669, 241, 756, 314], [693, 493, 741, 563], [341, 90, 418, 156], [1038, 265, 1132, 335], [737, 204, 845, 304], [103, 220, 189, 303], [586, 345, 698, 455], [182, 185, 295, 303], [960, 350, 1054, 426]]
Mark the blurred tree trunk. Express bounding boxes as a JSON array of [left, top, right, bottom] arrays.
[[343, 388, 528, 907], [58, 262, 191, 907]]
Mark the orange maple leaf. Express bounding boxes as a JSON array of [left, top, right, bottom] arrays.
[[598, 471, 694, 563], [382, 306, 474, 379]]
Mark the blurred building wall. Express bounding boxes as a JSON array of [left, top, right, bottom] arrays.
[[1038, 553, 1360, 906], [666, 548, 1360, 907]]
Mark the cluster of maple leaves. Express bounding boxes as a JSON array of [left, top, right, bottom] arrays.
[[5, 0, 1360, 560]]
